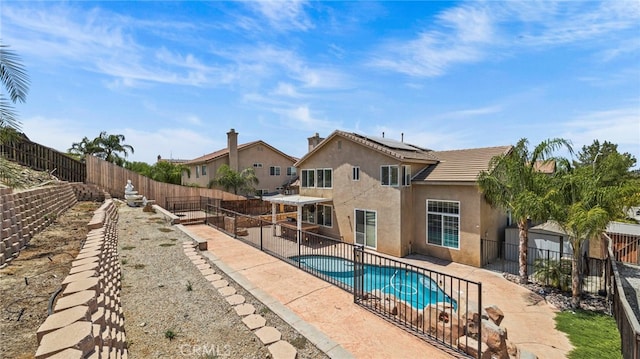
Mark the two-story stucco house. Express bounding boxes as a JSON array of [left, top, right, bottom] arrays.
[[182, 129, 298, 195], [271, 130, 511, 267]]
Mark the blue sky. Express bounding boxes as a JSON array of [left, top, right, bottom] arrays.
[[2, 1, 639, 165]]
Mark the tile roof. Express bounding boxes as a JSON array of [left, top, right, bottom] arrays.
[[296, 130, 439, 166], [414, 145, 512, 183], [185, 140, 298, 165]]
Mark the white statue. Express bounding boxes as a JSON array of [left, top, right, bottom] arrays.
[[125, 179, 135, 193]]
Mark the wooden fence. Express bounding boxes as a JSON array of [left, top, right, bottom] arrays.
[[0, 136, 85, 183], [85, 156, 244, 206]]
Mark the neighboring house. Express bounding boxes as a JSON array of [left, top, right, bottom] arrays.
[[505, 220, 640, 265], [182, 129, 297, 195], [156, 155, 188, 164], [289, 130, 511, 267]]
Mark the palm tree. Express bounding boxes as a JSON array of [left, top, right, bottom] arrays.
[[94, 131, 134, 164], [478, 138, 572, 284], [0, 43, 29, 144], [208, 164, 259, 195], [0, 44, 29, 186], [67, 136, 101, 161], [552, 158, 638, 307]]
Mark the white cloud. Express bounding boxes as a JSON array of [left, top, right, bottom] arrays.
[[370, 4, 494, 77], [434, 105, 503, 120], [370, 1, 640, 77], [561, 107, 640, 161], [273, 105, 339, 132], [247, 0, 314, 32]]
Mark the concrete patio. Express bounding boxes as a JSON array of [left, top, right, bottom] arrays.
[[181, 224, 572, 359]]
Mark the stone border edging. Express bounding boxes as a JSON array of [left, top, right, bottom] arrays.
[[175, 224, 353, 359], [33, 199, 128, 359]]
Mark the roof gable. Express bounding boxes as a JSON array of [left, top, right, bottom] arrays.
[[296, 130, 438, 166], [185, 140, 295, 165]]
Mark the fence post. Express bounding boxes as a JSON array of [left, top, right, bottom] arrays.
[[353, 245, 364, 303], [260, 219, 263, 251], [477, 281, 482, 359], [297, 229, 301, 268], [546, 249, 550, 287]]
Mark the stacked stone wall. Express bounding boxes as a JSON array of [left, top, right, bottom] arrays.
[[70, 183, 107, 202], [0, 183, 77, 267], [35, 199, 127, 358]]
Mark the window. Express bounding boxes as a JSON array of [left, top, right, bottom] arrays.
[[352, 166, 360, 181], [270, 166, 281, 176], [381, 165, 399, 186], [195, 166, 200, 178], [401, 165, 411, 186], [316, 168, 332, 188], [355, 209, 376, 248], [286, 167, 296, 176], [302, 205, 315, 223], [201, 165, 207, 176], [427, 200, 460, 249], [301, 169, 315, 188], [253, 163, 263, 168], [257, 189, 269, 195], [317, 205, 332, 227]]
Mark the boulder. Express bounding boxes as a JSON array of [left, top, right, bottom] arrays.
[[396, 301, 422, 328], [506, 339, 518, 357], [458, 336, 491, 358], [518, 349, 538, 359], [485, 304, 505, 326], [423, 305, 463, 343], [481, 319, 509, 359]]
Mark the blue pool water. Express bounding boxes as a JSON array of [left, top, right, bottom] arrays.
[[292, 255, 456, 310]]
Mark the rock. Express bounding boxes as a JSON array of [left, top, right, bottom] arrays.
[[506, 339, 518, 357], [485, 304, 505, 326], [396, 301, 422, 328], [423, 305, 463, 342], [481, 319, 509, 359], [458, 335, 491, 358]]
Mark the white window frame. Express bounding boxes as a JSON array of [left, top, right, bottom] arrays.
[[352, 166, 360, 181], [286, 167, 297, 176], [316, 168, 332, 188], [354, 208, 377, 249], [380, 165, 399, 186], [270, 166, 281, 176], [195, 166, 200, 178], [301, 169, 315, 188], [201, 165, 207, 176], [426, 200, 460, 250], [401, 165, 411, 186]]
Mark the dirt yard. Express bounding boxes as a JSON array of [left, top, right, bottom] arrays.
[[0, 201, 100, 359]]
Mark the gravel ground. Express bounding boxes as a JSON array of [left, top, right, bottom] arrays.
[[617, 262, 640, 321], [118, 204, 328, 359]]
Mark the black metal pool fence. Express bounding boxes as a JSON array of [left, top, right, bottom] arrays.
[[203, 203, 484, 358]]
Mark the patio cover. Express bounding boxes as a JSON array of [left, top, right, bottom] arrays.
[[264, 194, 330, 244], [264, 194, 329, 206]]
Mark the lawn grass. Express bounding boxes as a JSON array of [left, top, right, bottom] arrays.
[[555, 309, 621, 359]]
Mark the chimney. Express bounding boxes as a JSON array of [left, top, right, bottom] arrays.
[[307, 132, 324, 152], [227, 128, 239, 172]]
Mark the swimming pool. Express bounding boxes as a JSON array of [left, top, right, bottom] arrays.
[[291, 255, 456, 310]]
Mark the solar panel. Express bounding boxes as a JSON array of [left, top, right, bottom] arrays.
[[364, 135, 418, 151]]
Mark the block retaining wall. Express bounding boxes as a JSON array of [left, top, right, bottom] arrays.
[[35, 199, 128, 358], [0, 184, 77, 267]]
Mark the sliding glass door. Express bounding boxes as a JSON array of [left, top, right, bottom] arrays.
[[355, 209, 376, 248]]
